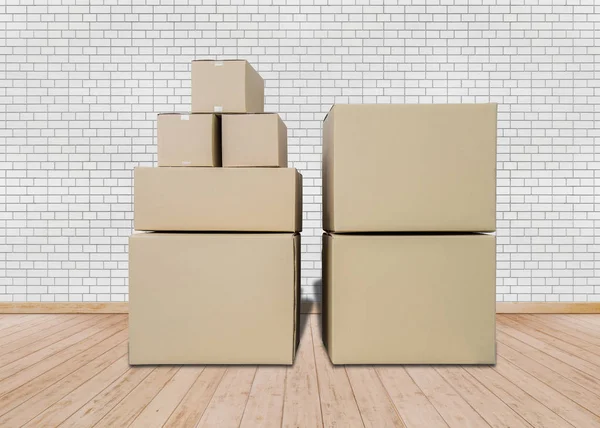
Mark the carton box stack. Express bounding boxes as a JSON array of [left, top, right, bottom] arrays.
[[129, 60, 302, 365], [322, 104, 497, 364]]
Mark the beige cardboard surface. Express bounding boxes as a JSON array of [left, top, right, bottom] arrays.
[[134, 167, 302, 232], [222, 113, 287, 167], [323, 104, 497, 232], [129, 232, 299, 365], [323, 233, 496, 364], [191, 60, 264, 113], [157, 113, 220, 167]]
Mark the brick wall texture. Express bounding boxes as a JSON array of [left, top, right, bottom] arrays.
[[0, 1, 598, 303]]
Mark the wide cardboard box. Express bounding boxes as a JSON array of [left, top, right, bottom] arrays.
[[134, 167, 302, 232], [323, 233, 496, 364], [323, 104, 497, 232], [157, 113, 220, 167], [191, 60, 264, 113], [129, 232, 300, 364], [222, 113, 287, 167]]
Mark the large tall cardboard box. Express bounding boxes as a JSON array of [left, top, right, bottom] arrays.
[[191, 60, 264, 113], [323, 233, 496, 364], [134, 167, 302, 232], [323, 104, 497, 232], [129, 232, 300, 365]]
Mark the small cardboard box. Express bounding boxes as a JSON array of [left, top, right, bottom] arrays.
[[222, 113, 287, 167], [323, 233, 496, 364], [134, 167, 302, 232], [191, 60, 264, 113], [157, 113, 220, 167], [129, 232, 300, 365], [323, 103, 497, 232]]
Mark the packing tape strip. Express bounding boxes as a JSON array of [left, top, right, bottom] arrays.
[[182, 161, 191, 165], [180, 114, 189, 120], [214, 61, 223, 66], [214, 106, 223, 112]]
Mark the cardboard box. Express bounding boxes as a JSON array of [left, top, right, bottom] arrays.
[[322, 233, 496, 364], [191, 60, 264, 113], [134, 167, 302, 232], [323, 104, 497, 232], [222, 113, 287, 167], [157, 113, 220, 167], [129, 232, 300, 364]]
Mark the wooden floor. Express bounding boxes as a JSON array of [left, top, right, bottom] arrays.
[[0, 314, 600, 427]]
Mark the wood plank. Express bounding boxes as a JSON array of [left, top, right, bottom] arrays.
[[0, 314, 83, 355], [539, 315, 600, 348], [0, 340, 128, 426], [525, 316, 600, 356], [497, 340, 600, 415], [496, 302, 600, 314], [282, 315, 323, 428], [163, 367, 226, 428], [196, 367, 257, 428], [574, 314, 600, 327], [554, 314, 600, 332], [0, 315, 39, 330], [436, 366, 532, 428], [405, 366, 489, 427], [378, 367, 448, 428], [346, 367, 405, 427], [21, 352, 131, 427], [494, 355, 600, 427], [58, 366, 155, 428], [497, 329, 600, 397], [498, 316, 600, 374], [0, 324, 128, 415], [0, 315, 83, 353], [0, 314, 100, 358], [0, 315, 126, 383], [128, 366, 204, 428], [0, 302, 129, 314], [239, 367, 286, 428], [93, 366, 179, 427], [0, 314, 59, 340], [465, 365, 573, 428], [308, 314, 363, 428], [513, 315, 600, 356], [523, 314, 600, 348], [0, 318, 127, 399]]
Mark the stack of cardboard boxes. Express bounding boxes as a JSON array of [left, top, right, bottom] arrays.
[[322, 104, 497, 364], [129, 60, 302, 365]]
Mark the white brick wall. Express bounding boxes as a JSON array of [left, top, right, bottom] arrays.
[[0, 1, 598, 303]]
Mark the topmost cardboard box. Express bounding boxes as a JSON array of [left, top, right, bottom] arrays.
[[192, 60, 264, 113], [323, 104, 497, 232]]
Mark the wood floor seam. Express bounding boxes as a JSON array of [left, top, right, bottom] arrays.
[[193, 367, 228, 428], [497, 354, 600, 420], [308, 317, 327, 428], [457, 367, 535, 428], [497, 331, 600, 400]]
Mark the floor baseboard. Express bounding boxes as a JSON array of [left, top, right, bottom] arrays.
[[495, 302, 600, 314], [0, 302, 129, 314], [1, 301, 599, 314]]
